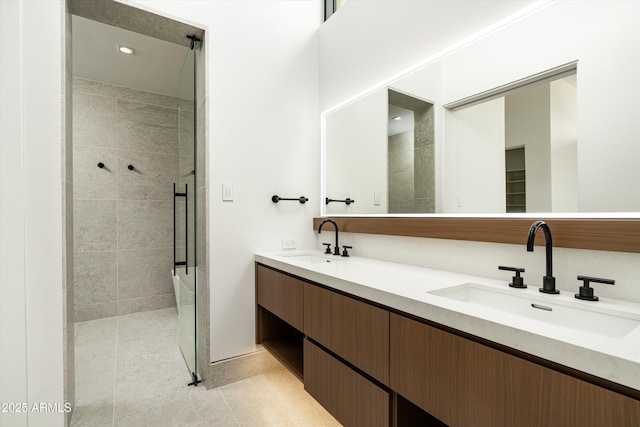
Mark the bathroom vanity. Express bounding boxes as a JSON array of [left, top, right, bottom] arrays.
[[255, 251, 640, 427]]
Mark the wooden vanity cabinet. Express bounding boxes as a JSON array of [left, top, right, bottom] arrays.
[[256, 264, 392, 426], [304, 283, 390, 385], [256, 264, 305, 378], [390, 313, 640, 427], [304, 339, 390, 427], [256, 264, 303, 331], [256, 263, 640, 427]]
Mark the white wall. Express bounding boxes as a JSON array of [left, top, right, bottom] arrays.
[[318, 1, 640, 303], [444, 98, 505, 213], [325, 87, 387, 214], [125, 0, 321, 361], [505, 83, 551, 213], [550, 77, 578, 212], [0, 1, 66, 426]]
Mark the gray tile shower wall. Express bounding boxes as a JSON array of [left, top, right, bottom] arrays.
[[388, 131, 415, 213], [413, 104, 435, 212], [73, 77, 183, 321], [387, 104, 435, 214]]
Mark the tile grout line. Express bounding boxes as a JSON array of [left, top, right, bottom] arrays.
[[111, 316, 119, 427], [74, 78, 186, 110], [218, 388, 242, 427]]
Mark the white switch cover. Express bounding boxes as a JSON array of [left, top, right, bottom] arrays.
[[373, 191, 381, 206], [457, 196, 463, 207], [222, 182, 234, 201], [282, 239, 296, 249]]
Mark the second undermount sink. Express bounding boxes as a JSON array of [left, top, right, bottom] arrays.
[[429, 283, 640, 339]]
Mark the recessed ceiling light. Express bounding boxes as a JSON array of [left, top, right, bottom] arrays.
[[118, 45, 134, 55], [392, 116, 402, 121]]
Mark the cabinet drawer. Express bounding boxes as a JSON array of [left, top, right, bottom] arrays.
[[256, 264, 303, 331], [304, 339, 390, 427], [390, 313, 640, 427], [304, 283, 389, 385]]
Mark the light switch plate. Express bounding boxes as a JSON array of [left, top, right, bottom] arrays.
[[222, 182, 234, 201], [373, 191, 381, 206]]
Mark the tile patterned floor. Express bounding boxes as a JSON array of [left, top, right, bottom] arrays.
[[71, 308, 340, 426]]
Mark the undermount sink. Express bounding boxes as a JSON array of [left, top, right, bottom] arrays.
[[430, 283, 640, 339], [280, 254, 342, 264]]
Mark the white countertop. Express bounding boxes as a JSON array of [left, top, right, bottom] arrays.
[[255, 250, 640, 392]]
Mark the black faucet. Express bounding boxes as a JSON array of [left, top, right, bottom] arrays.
[[318, 219, 340, 256], [526, 221, 558, 294]]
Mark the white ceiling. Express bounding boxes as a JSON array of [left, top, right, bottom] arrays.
[[72, 15, 190, 97], [388, 105, 414, 136]]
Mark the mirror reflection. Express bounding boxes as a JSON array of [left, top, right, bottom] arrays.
[[323, 1, 640, 216], [388, 90, 435, 213], [444, 72, 577, 213]]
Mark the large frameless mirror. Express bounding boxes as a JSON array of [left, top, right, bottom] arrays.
[[322, 1, 640, 216]]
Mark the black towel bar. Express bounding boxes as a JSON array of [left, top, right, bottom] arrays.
[[272, 195, 308, 204], [325, 197, 355, 205]]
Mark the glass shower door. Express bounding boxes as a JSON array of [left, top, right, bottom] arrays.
[[176, 46, 198, 385]]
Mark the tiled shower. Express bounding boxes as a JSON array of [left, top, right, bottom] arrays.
[[387, 92, 434, 214], [70, 0, 210, 387], [72, 77, 190, 321]]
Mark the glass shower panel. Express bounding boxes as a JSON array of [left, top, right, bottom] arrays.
[[176, 46, 198, 385]]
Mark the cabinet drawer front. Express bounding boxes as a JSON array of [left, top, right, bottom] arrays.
[[304, 339, 390, 427], [256, 264, 303, 331], [390, 313, 640, 427], [304, 283, 389, 385]]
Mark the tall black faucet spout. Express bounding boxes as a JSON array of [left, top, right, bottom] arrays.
[[526, 220, 558, 294], [527, 221, 552, 277], [318, 219, 340, 256]]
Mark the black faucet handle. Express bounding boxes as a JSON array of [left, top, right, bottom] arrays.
[[575, 275, 615, 301], [322, 243, 332, 254], [498, 266, 527, 289], [341, 245, 352, 257]]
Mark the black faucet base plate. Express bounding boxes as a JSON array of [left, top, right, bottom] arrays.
[[509, 283, 527, 289], [575, 294, 599, 301], [539, 288, 560, 294]]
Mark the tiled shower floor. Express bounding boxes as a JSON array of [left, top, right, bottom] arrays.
[[71, 308, 340, 426]]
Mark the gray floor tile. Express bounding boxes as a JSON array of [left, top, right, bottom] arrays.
[[114, 390, 238, 427], [116, 308, 178, 343], [72, 309, 339, 426]]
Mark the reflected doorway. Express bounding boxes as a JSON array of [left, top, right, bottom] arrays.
[[445, 70, 577, 213], [387, 89, 435, 213]]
